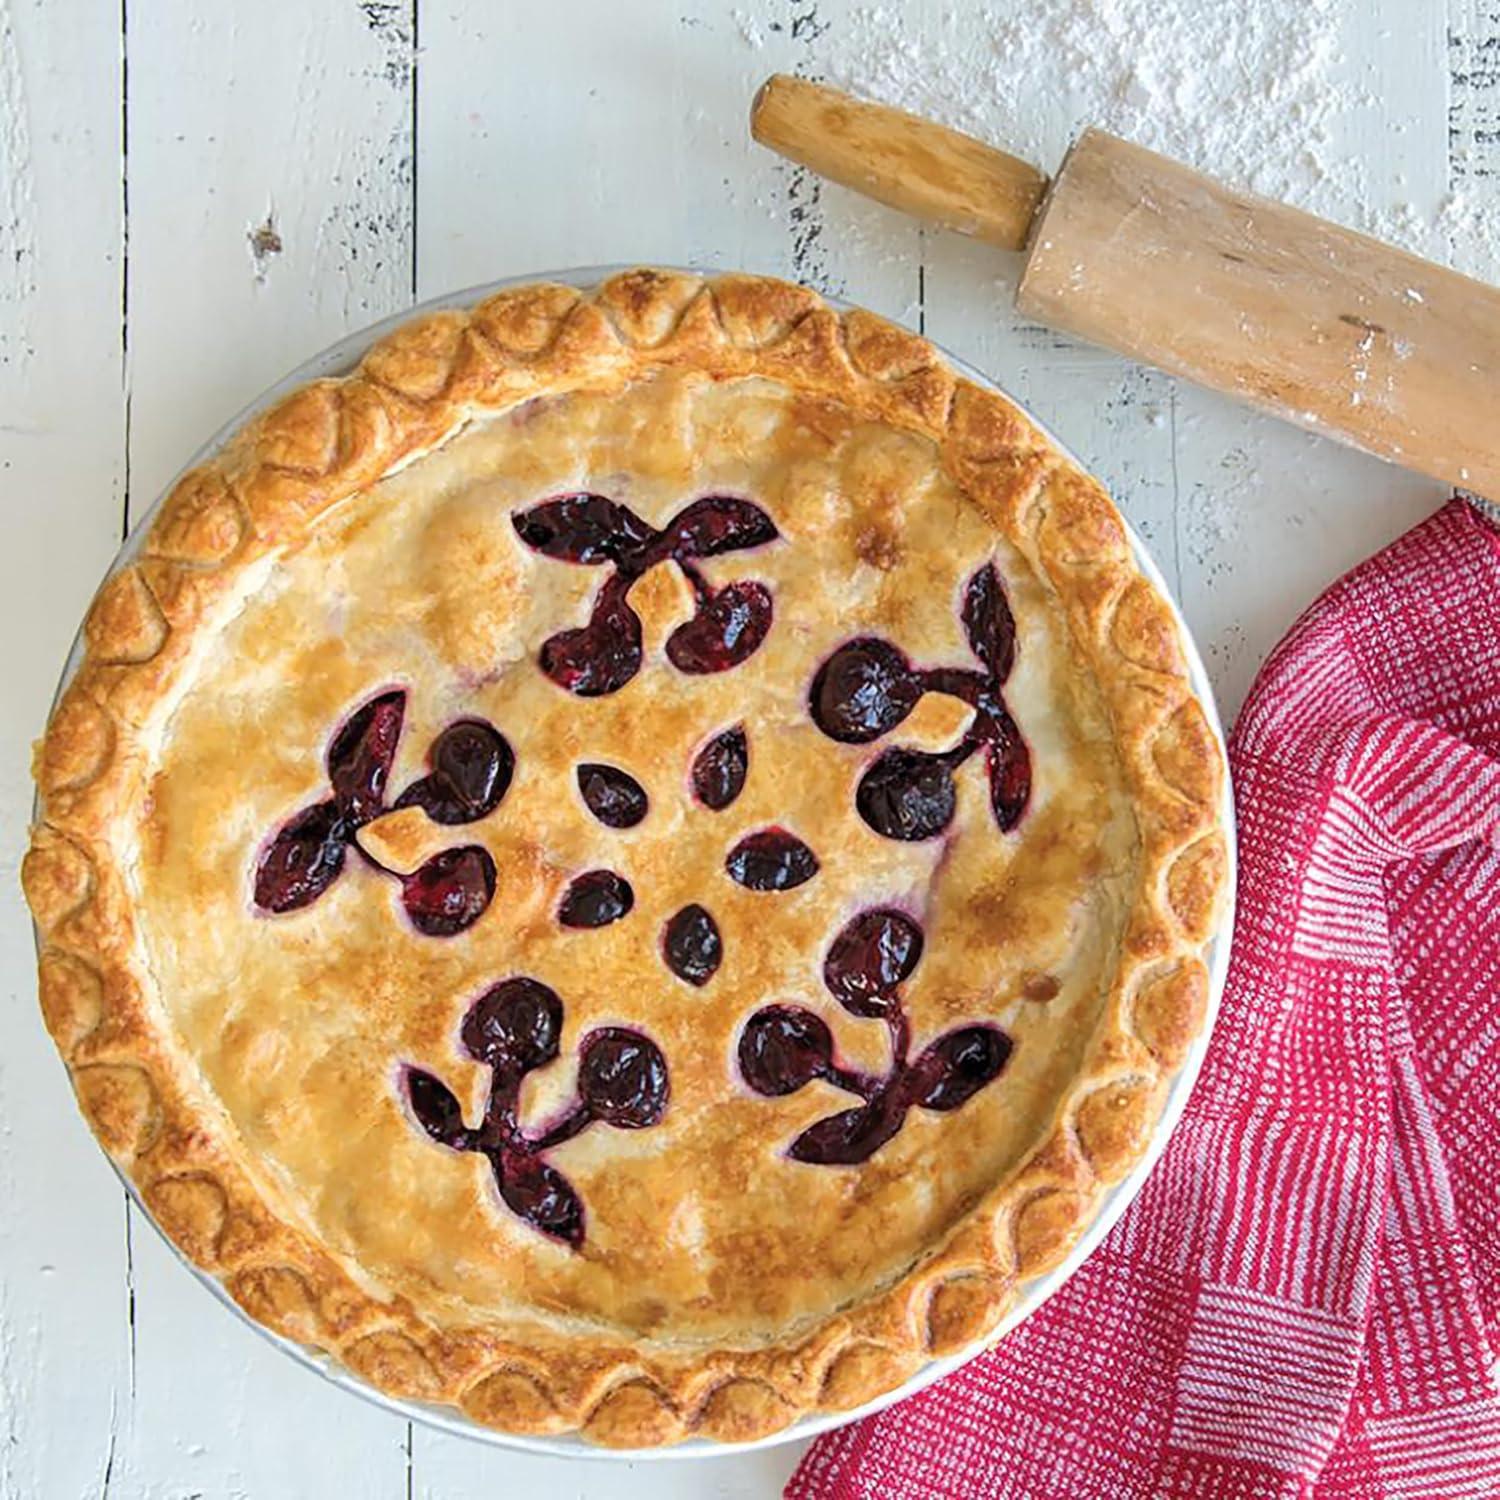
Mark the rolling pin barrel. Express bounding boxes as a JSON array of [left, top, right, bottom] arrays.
[[751, 76, 1500, 499], [1019, 129, 1500, 497]]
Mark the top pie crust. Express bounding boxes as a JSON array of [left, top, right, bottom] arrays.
[[24, 269, 1228, 1447]]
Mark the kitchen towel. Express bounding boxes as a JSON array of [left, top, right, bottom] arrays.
[[788, 497, 1500, 1500]]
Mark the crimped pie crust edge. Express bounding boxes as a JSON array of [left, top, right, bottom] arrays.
[[23, 268, 1228, 1447]]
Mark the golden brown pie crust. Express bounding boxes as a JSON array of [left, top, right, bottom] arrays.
[[23, 269, 1228, 1446]]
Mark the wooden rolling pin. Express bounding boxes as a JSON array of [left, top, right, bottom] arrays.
[[752, 73, 1500, 498]]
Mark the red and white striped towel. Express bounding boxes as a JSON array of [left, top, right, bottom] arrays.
[[788, 498, 1500, 1500]]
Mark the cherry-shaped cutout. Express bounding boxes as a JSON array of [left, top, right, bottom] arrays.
[[856, 747, 958, 841], [577, 1028, 669, 1128], [809, 639, 920, 744], [401, 845, 496, 936], [539, 579, 643, 697], [327, 689, 406, 823], [907, 1026, 1013, 1112], [662, 904, 722, 986], [396, 719, 513, 825], [666, 579, 773, 675], [823, 909, 924, 1018], [461, 977, 563, 1073], [558, 869, 634, 928], [254, 800, 348, 913], [576, 763, 649, 828], [738, 1006, 834, 1096], [512, 493, 657, 564], [405, 1068, 470, 1148], [691, 726, 748, 810], [497, 1143, 585, 1248], [725, 828, 820, 892], [788, 1094, 905, 1166]]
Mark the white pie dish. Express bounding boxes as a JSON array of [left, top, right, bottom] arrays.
[[38, 266, 1237, 1460]]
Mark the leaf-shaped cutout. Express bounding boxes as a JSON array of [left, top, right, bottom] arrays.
[[512, 493, 657, 565], [961, 563, 1017, 679], [856, 747, 958, 841], [576, 763, 649, 828], [908, 1026, 1012, 1112], [496, 1145, 585, 1248], [788, 1096, 904, 1165], [577, 1028, 670, 1128], [405, 1068, 471, 1148], [461, 977, 562, 1072], [738, 1005, 832, 1096], [396, 719, 514, 824], [327, 690, 407, 822], [666, 495, 779, 558], [690, 726, 748, 810], [401, 845, 496, 936], [539, 583, 643, 697], [662, 903, 722, 986], [558, 869, 634, 928], [254, 800, 347, 913], [666, 580, 772, 674], [725, 828, 819, 891], [984, 712, 1032, 833]]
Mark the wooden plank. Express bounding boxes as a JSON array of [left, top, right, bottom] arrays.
[[103, 2, 419, 1492], [413, 1, 927, 1487], [0, 3, 132, 1498], [1168, 0, 1451, 720]]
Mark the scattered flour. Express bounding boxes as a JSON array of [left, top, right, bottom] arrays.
[[816, 2, 1500, 282]]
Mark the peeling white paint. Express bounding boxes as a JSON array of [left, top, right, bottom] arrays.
[[1, 1, 1477, 1496]]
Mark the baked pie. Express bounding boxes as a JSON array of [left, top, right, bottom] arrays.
[[24, 269, 1229, 1446]]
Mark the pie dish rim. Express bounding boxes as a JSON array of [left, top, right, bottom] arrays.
[[25, 264, 1236, 1455]]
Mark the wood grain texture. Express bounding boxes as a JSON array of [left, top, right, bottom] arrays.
[[751, 73, 1046, 249], [1020, 127, 1500, 496], [94, 2, 416, 1496], [0, 0, 1471, 1496], [0, 7, 130, 1500]]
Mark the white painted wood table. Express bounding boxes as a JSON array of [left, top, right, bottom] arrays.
[[2, 2, 1489, 1495]]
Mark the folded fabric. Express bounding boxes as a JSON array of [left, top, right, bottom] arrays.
[[787, 498, 1500, 1500]]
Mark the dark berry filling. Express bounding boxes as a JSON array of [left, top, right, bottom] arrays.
[[665, 578, 773, 674], [512, 492, 656, 564], [538, 573, 643, 698], [513, 493, 779, 696], [907, 1026, 1012, 1111], [822, 907, 924, 1017], [576, 763, 649, 828], [786, 1093, 905, 1165], [401, 846, 496, 936], [395, 719, 514, 824], [254, 691, 508, 936], [254, 799, 349, 914], [738, 909, 1012, 1164], [809, 639, 920, 744], [725, 828, 820, 892], [662, 903, 723, 986], [576, 1028, 671, 1128], [809, 563, 1032, 840], [461, 977, 562, 1074], [738, 1005, 834, 1096], [691, 725, 748, 810], [855, 745, 962, 842], [404, 982, 669, 1247], [558, 869, 635, 928], [327, 689, 406, 822]]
